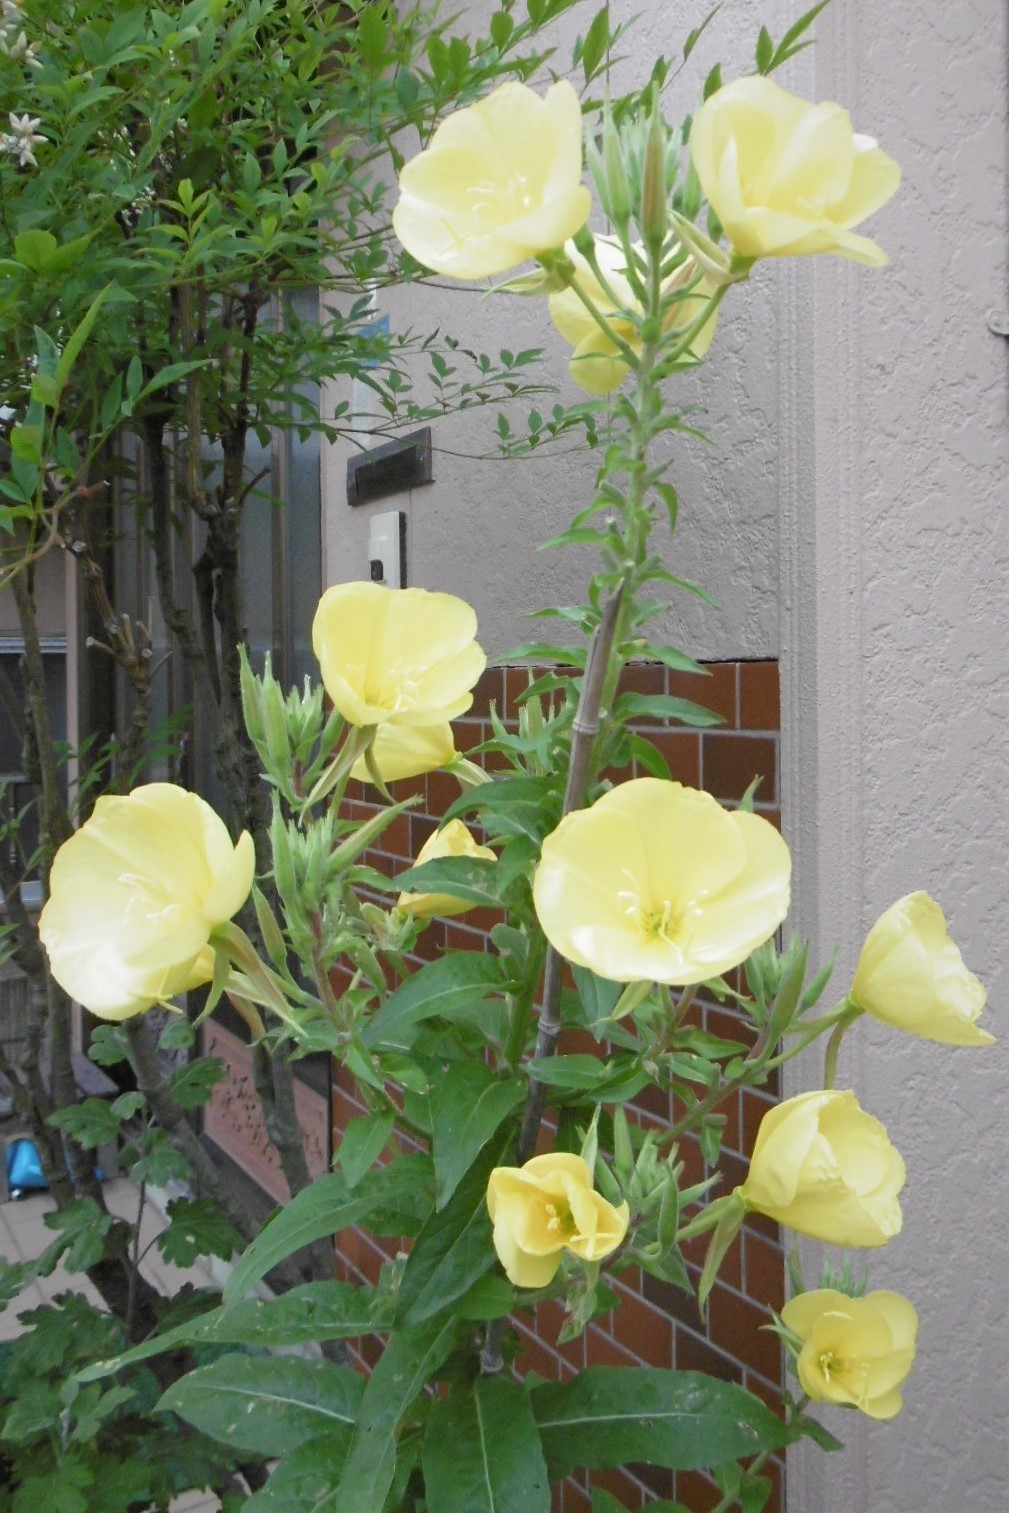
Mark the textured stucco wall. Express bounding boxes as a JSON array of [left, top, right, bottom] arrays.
[[322, 0, 783, 661], [782, 2, 1009, 1510]]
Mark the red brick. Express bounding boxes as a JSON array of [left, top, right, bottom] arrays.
[[668, 662, 737, 727], [639, 729, 701, 785], [709, 1287, 781, 1382], [743, 1229, 785, 1314], [739, 660, 780, 731], [702, 733, 777, 805]]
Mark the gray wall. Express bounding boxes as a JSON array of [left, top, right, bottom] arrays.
[[783, 1, 1009, 1509]]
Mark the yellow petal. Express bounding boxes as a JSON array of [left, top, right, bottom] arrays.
[[690, 74, 899, 264], [351, 723, 456, 785], [852, 892, 992, 1046], [533, 779, 789, 986], [392, 80, 590, 279], [396, 818, 496, 919]]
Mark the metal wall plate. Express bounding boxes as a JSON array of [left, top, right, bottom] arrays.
[[346, 426, 433, 507]]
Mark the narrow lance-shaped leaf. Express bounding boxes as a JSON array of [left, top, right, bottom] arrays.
[[423, 1376, 550, 1513], [532, 1368, 793, 1478]]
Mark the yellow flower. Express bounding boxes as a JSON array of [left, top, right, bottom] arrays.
[[781, 1289, 918, 1420], [396, 819, 496, 920], [392, 79, 591, 279], [689, 75, 900, 266], [739, 1090, 904, 1247], [38, 784, 255, 1022], [312, 582, 485, 729], [851, 892, 993, 1047], [548, 235, 719, 394], [532, 778, 790, 986], [351, 722, 456, 786], [486, 1152, 629, 1288]]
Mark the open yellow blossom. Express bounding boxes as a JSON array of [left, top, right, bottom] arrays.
[[312, 582, 485, 729], [548, 235, 719, 394], [396, 819, 496, 920], [392, 79, 591, 279], [781, 1289, 918, 1420], [38, 784, 255, 1022], [532, 779, 790, 986], [486, 1153, 629, 1288], [851, 892, 993, 1046], [351, 722, 456, 786], [690, 75, 900, 266], [739, 1090, 904, 1247]]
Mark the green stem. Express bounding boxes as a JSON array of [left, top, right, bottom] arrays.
[[823, 1003, 862, 1089], [503, 931, 547, 1071]]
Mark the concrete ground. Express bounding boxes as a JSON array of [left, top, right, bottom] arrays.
[[0, 1176, 221, 1512]]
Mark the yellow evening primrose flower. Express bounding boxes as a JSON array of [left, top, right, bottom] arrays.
[[396, 819, 496, 920], [38, 784, 255, 1022], [851, 892, 993, 1046], [392, 79, 591, 279], [486, 1152, 629, 1288], [738, 1089, 905, 1247], [532, 778, 790, 986], [548, 235, 720, 394], [312, 582, 485, 729], [781, 1288, 918, 1420], [351, 721, 456, 786], [689, 75, 900, 266]]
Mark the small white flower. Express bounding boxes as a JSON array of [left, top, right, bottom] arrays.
[[1, 110, 44, 166], [0, 30, 41, 68]]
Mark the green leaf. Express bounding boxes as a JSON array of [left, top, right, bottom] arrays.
[[55, 286, 110, 396], [613, 692, 723, 727], [158, 1354, 364, 1456], [223, 1176, 377, 1304], [157, 1198, 241, 1267], [48, 1098, 120, 1150], [337, 1111, 395, 1189], [423, 1377, 550, 1512], [526, 1053, 609, 1089], [392, 855, 502, 909], [755, 24, 774, 71], [532, 1369, 792, 1478], [771, 1, 831, 67], [167, 1055, 226, 1108], [242, 1433, 351, 1511], [335, 1318, 457, 1513], [360, 953, 504, 1050], [394, 1128, 510, 1326], [430, 1060, 524, 1208], [77, 1281, 392, 1384], [579, 5, 612, 81]]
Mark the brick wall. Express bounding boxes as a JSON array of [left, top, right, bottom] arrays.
[[332, 658, 786, 1513]]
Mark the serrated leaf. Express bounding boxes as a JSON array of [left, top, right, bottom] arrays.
[[157, 1198, 241, 1267], [158, 1354, 364, 1456], [532, 1369, 792, 1478], [168, 1056, 226, 1108], [423, 1377, 550, 1512], [430, 1060, 524, 1207]]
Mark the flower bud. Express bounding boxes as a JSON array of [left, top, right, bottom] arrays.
[[640, 100, 670, 250]]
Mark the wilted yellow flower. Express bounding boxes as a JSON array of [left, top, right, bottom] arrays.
[[781, 1288, 918, 1420], [312, 582, 485, 729], [351, 722, 456, 786], [392, 80, 591, 279], [396, 819, 496, 920], [38, 784, 255, 1022], [486, 1152, 629, 1288], [690, 75, 900, 266], [851, 892, 993, 1047], [548, 235, 719, 393], [532, 779, 790, 986], [739, 1090, 904, 1247]]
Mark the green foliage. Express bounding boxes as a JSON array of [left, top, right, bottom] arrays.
[[423, 1377, 550, 1513]]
